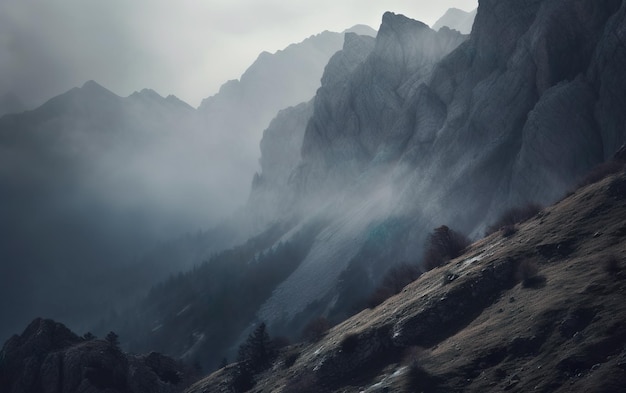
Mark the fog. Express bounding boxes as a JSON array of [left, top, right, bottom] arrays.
[[0, 1, 476, 343], [0, 0, 477, 110]]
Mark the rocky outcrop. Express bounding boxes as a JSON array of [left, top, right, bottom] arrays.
[[295, 13, 467, 207], [0, 318, 193, 393]]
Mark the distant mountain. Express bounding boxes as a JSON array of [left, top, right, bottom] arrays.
[[432, 7, 477, 33], [198, 25, 377, 211], [0, 26, 377, 346]]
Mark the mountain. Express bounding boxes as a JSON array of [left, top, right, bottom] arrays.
[[0, 81, 206, 342], [432, 7, 477, 33], [254, 0, 626, 333], [0, 26, 377, 349], [187, 164, 626, 393], [198, 26, 377, 212], [107, 0, 626, 374]]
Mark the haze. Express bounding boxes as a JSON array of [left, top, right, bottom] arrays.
[[0, 0, 477, 109]]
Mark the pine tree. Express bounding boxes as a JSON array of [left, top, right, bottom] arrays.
[[231, 322, 276, 392], [237, 322, 274, 373], [105, 331, 120, 349]]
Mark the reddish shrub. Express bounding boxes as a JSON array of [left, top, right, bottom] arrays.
[[301, 316, 331, 342], [577, 160, 625, 188], [485, 203, 542, 236], [422, 226, 471, 271], [366, 263, 420, 308]]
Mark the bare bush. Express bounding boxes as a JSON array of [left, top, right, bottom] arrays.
[[578, 160, 625, 188], [516, 259, 545, 288], [367, 264, 421, 308], [422, 225, 471, 271], [301, 316, 331, 342], [485, 203, 542, 236], [604, 255, 622, 276]]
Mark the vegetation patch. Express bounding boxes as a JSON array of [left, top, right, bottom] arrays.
[[422, 225, 471, 271], [485, 203, 542, 236]]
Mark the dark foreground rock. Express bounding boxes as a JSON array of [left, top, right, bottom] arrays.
[[0, 318, 195, 393]]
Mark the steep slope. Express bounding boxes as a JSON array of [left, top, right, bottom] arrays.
[[432, 7, 477, 33], [250, 0, 626, 333], [187, 164, 626, 393], [255, 13, 468, 329]]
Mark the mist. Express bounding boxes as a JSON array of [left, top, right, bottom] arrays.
[[0, 0, 477, 110], [0, 1, 477, 347]]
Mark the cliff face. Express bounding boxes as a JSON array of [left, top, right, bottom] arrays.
[[293, 0, 626, 232], [295, 14, 467, 206], [254, 0, 626, 331]]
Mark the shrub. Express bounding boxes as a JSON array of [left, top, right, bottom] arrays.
[[604, 255, 622, 276], [402, 347, 440, 392], [301, 316, 331, 342], [485, 203, 542, 236], [367, 263, 421, 308], [516, 260, 545, 288], [577, 160, 625, 188], [422, 226, 471, 271], [283, 352, 300, 369]]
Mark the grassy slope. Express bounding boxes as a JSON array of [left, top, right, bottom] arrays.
[[187, 169, 626, 393]]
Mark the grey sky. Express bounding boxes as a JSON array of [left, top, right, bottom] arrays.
[[0, 0, 477, 109]]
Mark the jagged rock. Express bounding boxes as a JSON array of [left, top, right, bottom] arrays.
[[0, 318, 192, 393], [432, 8, 477, 34]]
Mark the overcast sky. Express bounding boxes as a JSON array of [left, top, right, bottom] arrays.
[[0, 0, 477, 109]]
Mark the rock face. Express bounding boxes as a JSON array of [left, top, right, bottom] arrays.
[[253, 0, 626, 332], [198, 26, 377, 210], [0, 318, 193, 393], [432, 7, 477, 33], [247, 32, 377, 228]]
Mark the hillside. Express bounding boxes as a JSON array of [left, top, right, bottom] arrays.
[[186, 162, 626, 393]]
